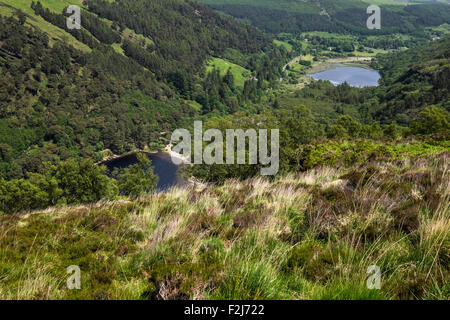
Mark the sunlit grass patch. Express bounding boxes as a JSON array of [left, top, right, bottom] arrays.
[[0, 154, 448, 299]]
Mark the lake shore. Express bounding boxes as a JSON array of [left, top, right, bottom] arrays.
[[164, 144, 191, 165], [308, 56, 373, 74], [96, 149, 158, 166], [287, 55, 375, 89], [96, 143, 190, 167], [309, 66, 381, 87]]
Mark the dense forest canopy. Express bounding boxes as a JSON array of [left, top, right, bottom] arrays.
[[372, 36, 450, 124], [83, 0, 272, 78], [198, 0, 450, 35]]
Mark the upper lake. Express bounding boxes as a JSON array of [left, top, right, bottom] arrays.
[[310, 66, 381, 88]]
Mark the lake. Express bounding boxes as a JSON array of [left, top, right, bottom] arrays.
[[104, 152, 185, 192], [310, 66, 381, 88]]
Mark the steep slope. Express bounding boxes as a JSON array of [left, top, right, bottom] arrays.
[[27, 0, 271, 78], [0, 153, 448, 299], [373, 36, 450, 124], [1, 0, 280, 83], [0, 0, 91, 51], [0, 11, 190, 178]]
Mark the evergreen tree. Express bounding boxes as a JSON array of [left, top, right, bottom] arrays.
[[117, 154, 158, 197]]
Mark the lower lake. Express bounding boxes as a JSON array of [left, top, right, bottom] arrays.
[[309, 66, 381, 88], [104, 152, 185, 192]]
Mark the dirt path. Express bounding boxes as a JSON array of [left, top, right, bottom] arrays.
[[283, 55, 302, 71], [281, 55, 302, 82]]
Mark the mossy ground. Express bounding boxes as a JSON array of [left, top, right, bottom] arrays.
[[0, 153, 448, 300]]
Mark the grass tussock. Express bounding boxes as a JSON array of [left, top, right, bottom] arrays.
[[0, 153, 448, 300]]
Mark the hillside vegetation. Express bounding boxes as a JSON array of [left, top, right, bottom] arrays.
[[0, 1, 290, 180], [199, 0, 450, 35], [0, 0, 91, 51], [372, 36, 450, 124], [0, 153, 448, 299], [0, 0, 449, 301]]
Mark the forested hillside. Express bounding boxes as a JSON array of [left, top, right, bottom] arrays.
[[199, 0, 450, 35], [373, 36, 450, 124], [0, 12, 191, 179], [0, 1, 290, 182]]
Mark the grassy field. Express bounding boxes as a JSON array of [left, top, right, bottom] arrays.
[[2, 0, 84, 13], [361, 0, 407, 5], [287, 55, 314, 72], [205, 57, 251, 88], [0, 152, 448, 300], [186, 100, 203, 112], [274, 39, 293, 52], [111, 43, 125, 55], [302, 32, 356, 40], [352, 48, 389, 56]]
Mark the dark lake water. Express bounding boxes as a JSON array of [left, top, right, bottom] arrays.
[[104, 152, 184, 192], [310, 66, 381, 88]]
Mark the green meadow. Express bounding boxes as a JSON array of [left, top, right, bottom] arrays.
[[205, 57, 251, 88]]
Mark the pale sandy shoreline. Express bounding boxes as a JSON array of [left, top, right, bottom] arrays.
[[308, 56, 373, 74], [164, 144, 191, 165], [96, 144, 190, 166]]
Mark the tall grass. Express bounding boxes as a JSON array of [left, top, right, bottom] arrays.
[[0, 153, 448, 299]]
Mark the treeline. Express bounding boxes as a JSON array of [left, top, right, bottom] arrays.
[[0, 154, 158, 214], [300, 33, 423, 52], [182, 104, 449, 183], [208, 4, 345, 35], [0, 159, 116, 213]]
